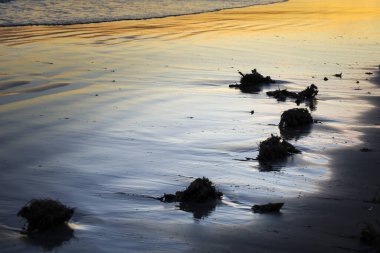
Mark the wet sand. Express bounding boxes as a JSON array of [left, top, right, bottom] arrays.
[[0, 0, 380, 252]]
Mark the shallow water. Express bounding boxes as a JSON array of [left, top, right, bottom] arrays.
[[0, 0, 380, 252], [0, 0, 283, 26]]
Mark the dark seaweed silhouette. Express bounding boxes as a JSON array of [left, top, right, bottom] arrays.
[[360, 221, 380, 251], [279, 108, 313, 129], [257, 135, 300, 163], [160, 177, 222, 219], [252, 203, 284, 213], [266, 84, 318, 110], [229, 69, 275, 93], [18, 199, 74, 232]]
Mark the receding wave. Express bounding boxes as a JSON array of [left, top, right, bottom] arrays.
[[0, 0, 285, 27]]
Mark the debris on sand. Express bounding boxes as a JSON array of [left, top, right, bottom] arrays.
[[257, 135, 301, 162], [160, 194, 177, 203], [360, 148, 373, 152], [266, 89, 298, 101], [266, 84, 318, 106], [160, 177, 223, 203], [334, 73, 342, 78], [252, 203, 284, 213], [360, 222, 380, 247], [367, 192, 380, 204], [239, 69, 275, 86], [229, 69, 275, 93], [17, 199, 75, 233], [365, 72, 373, 75], [159, 178, 222, 219], [324, 77, 328, 81], [279, 108, 313, 129], [297, 84, 319, 101]]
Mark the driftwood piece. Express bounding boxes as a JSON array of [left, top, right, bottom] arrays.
[[229, 69, 275, 93], [252, 203, 284, 213]]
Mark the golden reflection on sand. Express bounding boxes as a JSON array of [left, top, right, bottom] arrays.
[[0, 0, 379, 116], [0, 0, 379, 46]]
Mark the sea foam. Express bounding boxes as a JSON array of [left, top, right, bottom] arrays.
[[0, 0, 284, 26]]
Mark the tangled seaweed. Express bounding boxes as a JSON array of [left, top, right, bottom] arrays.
[[252, 203, 284, 213], [369, 192, 380, 204], [257, 135, 300, 162], [17, 199, 75, 232], [160, 178, 222, 219], [297, 84, 319, 102], [360, 148, 373, 152], [279, 108, 313, 129], [160, 177, 223, 203], [360, 221, 380, 251], [266, 84, 318, 106], [266, 89, 298, 101], [229, 69, 275, 93]]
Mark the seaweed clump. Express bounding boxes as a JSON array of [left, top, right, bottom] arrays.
[[160, 177, 223, 203], [229, 69, 275, 93], [266, 84, 318, 106], [160, 178, 222, 219], [252, 203, 284, 213], [360, 222, 380, 251], [279, 108, 313, 129], [296, 84, 318, 103], [257, 135, 300, 162], [17, 199, 75, 233], [369, 192, 380, 204]]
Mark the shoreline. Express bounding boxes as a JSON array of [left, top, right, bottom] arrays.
[[0, 0, 288, 28]]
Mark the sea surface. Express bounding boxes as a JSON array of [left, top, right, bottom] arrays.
[[0, 0, 284, 26]]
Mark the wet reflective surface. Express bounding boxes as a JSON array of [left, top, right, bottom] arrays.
[[0, 0, 379, 252], [0, 0, 283, 26], [22, 224, 75, 251]]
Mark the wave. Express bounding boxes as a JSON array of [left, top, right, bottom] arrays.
[[0, 0, 285, 27]]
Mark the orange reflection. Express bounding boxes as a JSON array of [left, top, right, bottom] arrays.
[[0, 0, 379, 46]]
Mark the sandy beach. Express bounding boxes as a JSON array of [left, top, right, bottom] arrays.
[[0, 0, 379, 252]]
